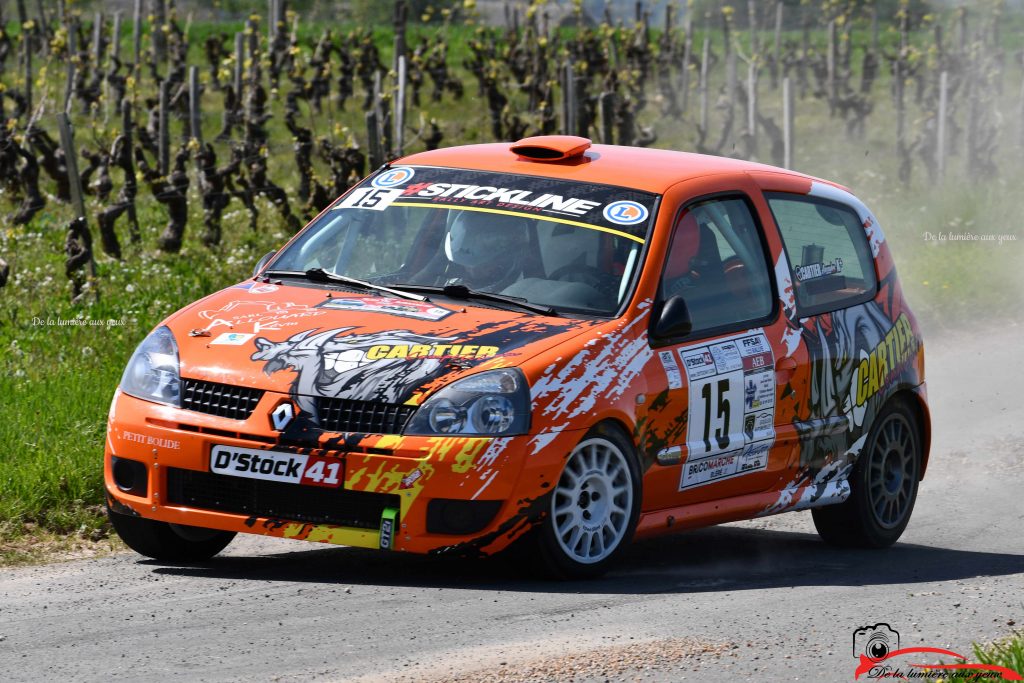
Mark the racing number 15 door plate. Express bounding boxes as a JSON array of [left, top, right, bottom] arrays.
[[678, 331, 776, 491], [209, 445, 344, 488]]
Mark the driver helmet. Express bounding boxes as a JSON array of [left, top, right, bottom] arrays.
[[444, 211, 530, 287]]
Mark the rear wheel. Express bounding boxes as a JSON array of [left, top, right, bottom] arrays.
[[108, 508, 236, 561], [812, 402, 921, 548], [535, 424, 641, 579]]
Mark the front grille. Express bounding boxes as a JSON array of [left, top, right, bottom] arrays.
[[166, 467, 399, 529], [180, 378, 263, 420], [317, 397, 415, 434]]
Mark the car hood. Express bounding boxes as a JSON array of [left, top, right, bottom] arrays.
[[165, 280, 603, 405]]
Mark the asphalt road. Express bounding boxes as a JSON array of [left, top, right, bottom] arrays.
[[1, 322, 1022, 682]]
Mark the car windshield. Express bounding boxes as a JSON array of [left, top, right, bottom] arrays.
[[267, 166, 659, 316]]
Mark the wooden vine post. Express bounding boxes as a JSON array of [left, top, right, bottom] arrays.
[[152, 0, 167, 68], [680, 10, 692, 116], [699, 37, 710, 134], [132, 0, 142, 75], [233, 31, 244, 100], [64, 16, 77, 115], [112, 10, 122, 61], [600, 91, 615, 145], [22, 12, 32, 114], [395, 55, 406, 157], [772, 1, 783, 89], [123, 102, 141, 244], [937, 70, 948, 181], [189, 65, 202, 146], [782, 76, 793, 169], [57, 113, 97, 302]]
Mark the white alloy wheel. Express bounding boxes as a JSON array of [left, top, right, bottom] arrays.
[[551, 437, 635, 565]]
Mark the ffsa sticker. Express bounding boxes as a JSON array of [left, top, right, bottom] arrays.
[[335, 187, 403, 211], [677, 330, 777, 491]]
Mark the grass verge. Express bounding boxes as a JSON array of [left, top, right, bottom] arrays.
[[970, 633, 1024, 679], [0, 514, 124, 567]]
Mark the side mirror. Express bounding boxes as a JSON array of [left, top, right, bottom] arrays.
[[655, 295, 692, 339], [253, 251, 276, 277]]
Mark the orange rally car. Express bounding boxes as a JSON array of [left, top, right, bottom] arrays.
[[105, 136, 929, 578]]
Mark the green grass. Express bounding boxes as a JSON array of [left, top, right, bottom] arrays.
[[1, 12, 1023, 550], [971, 633, 1024, 679], [924, 632, 1024, 681]]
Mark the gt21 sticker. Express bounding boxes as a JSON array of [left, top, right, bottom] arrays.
[[678, 330, 776, 491], [210, 445, 342, 488], [317, 296, 453, 321]]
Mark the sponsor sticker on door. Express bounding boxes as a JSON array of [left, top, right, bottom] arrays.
[[658, 349, 683, 390]]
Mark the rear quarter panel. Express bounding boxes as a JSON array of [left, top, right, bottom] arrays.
[[756, 179, 929, 514]]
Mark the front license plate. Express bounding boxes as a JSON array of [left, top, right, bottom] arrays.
[[210, 445, 343, 488]]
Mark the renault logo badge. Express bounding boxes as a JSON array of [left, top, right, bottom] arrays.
[[271, 402, 294, 431]]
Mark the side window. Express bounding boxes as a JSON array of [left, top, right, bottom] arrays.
[[766, 193, 877, 314], [660, 197, 774, 336]]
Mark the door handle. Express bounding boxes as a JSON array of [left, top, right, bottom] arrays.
[[775, 356, 797, 383]]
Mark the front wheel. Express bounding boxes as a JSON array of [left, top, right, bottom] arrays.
[[812, 402, 921, 548], [108, 508, 236, 562], [535, 424, 641, 579]]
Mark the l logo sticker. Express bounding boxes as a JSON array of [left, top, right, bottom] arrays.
[[271, 402, 294, 431]]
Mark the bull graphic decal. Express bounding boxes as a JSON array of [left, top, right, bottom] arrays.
[[251, 327, 455, 424]]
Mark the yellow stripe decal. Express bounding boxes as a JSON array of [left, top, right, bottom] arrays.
[[390, 201, 646, 244]]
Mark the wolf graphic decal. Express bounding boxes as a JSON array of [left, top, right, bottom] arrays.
[[251, 327, 456, 426], [793, 301, 897, 488]]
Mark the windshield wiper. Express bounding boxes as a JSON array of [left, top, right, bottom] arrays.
[[263, 269, 427, 301], [394, 283, 558, 317]]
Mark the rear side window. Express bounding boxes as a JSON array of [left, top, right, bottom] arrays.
[[766, 194, 877, 314]]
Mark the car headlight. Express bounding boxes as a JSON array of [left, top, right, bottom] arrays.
[[120, 326, 181, 406], [405, 368, 530, 436]]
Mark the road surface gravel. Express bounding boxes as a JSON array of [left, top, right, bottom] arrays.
[[1, 322, 1021, 682]]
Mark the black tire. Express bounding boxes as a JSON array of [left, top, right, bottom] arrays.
[[533, 422, 642, 579], [812, 401, 921, 548], [108, 508, 236, 561]]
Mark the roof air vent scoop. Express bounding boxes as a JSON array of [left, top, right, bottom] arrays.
[[510, 135, 592, 162]]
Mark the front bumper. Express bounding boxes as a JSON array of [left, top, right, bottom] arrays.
[[104, 390, 575, 556]]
